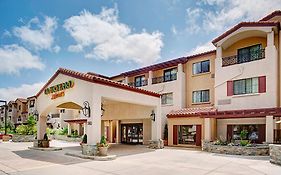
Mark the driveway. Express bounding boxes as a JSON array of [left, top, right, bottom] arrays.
[[0, 140, 280, 175]]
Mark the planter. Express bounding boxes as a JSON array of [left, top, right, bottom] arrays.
[[163, 139, 168, 146], [2, 135, 11, 142], [269, 144, 281, 166], [34, 140, 50, 148], [98, 147, 108, 156], [81, 144, 97, 156]]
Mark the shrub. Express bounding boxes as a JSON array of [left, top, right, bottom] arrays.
[[164, 124, 168, 140], [16, 115, 37, 135], [43, 133, 48, 141], [97, 136, 108, 147], [16, 125, 29, 135], [58, 127, 68, 135], [82, 134, 87, 143], [240, 130, 248, 140], [240, 140, 251, 146]]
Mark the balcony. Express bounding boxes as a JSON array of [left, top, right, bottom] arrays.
[[128, 79, 148, 87], [152, 73, 177, 84], [222, 49, 265, 67]]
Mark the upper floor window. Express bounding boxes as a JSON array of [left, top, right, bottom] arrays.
[[60, 109, 65, 113], [164, 68, 177, 82], [18, 105, 21, 110], [233, 77, 258, 95], [17, 116, 21, 122], [161, 93, 173, 105], [117, 80, 124, 83], [135, 75, 146, 87], [193, 60, 210, 75], [238, 44, 262, 64], [192, 90, 210, 103], [29, 100, 35, 107]]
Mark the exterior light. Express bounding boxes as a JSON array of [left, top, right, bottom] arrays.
[[150, 110, 156, 121], [33, 110, 39, 121], [82, 101, 91, 118], [101, 103, 105, 117]]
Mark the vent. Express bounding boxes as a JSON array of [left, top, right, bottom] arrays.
[[211, 74, 215, 78]]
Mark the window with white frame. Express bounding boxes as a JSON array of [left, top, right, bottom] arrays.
[[192, 90, 210, 103], [192, 60, 210, 75], [161, 93, 173, 105], [233, 77, 258, 95]]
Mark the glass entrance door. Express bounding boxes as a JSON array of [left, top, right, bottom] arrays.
[[121, 124, 143, 144]]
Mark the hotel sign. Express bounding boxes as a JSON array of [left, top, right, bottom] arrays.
[[44, 80, 74, 100]]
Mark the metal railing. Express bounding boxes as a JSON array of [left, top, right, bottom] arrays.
[[152, 73, 177, 84], [128, 79, 148, 87], [222, 49, 265, 67]]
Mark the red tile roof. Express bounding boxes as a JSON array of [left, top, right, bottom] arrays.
[[111, 50, 216, 78], [64, 118, 87, 123], [36, 68, 160, 98], [259, 10, 281, 21], [16, 98, 28, 103], [167, 107, 217, 118], [212, 21, 280, 45]]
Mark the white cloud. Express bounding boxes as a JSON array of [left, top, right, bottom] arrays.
[[64, 7, 163, 66], [171, 25, 178, 35], [2, 30, 12, 38], [188, 41, 215, 55], [13, 16, 59, 52], [52, 45, 61, 53], [0, 82, 44, 101], [185, 8, 202, 34], [195, 0, 281, 34], [0, 44, 45, 74]]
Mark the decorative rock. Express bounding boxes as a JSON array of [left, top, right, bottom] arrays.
[[81, 144, 98, 156], [269, 144, 281, 166], [148, 139, 164, 149], [12, 135, 35, 142], [202, 141, 269, 156], [65, 152, 117, 161]]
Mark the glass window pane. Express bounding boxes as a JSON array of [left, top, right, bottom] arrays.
[[193, 62, 201, 74], [246, 78, 252, 94], [202, 90, 209, 102], [252, 77, 259, 93], [201, 61, 210, 73]]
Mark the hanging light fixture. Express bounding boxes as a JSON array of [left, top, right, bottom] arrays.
[[82, 101, 91, 118]]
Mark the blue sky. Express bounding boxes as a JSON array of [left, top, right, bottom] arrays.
[[0, 0, 281, 101]]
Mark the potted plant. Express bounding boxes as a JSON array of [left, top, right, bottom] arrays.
[[41, 133, 50, 148], [80, 134, 87, 146], [240, 130, 250, 146], [97, 136, 109, 156], [163, 124, 168, 146]]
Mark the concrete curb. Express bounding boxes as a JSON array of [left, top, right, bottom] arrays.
[[65, 152, 117, 161], [28, 147, 63, 151]]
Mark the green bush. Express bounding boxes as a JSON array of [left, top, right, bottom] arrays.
[[240, 140, 251, 146], [15, 115, 37, 135], [164, 124, 168, 140], [82, 134, 87, 143], [16, 125, 29, 135], [58, 127, 68, 135], [97, 136, 108, 147], [240, 130, 248, 140]]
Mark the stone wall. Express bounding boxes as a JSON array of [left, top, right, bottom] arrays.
[[269, 144, 281, 166], [12, 135, 35, 142], [202, 141, 269, 156], [51, 135, 82, 142]]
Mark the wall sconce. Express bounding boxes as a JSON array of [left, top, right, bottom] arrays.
[[101, 103, 105, 117], [33, 110, 39, 121], [150, 110, 156, 122], [82, 101, 91, 118]]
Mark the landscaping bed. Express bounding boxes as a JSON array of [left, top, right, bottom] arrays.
[[12, 134, 35, 142], [202, 141, 269, 156]]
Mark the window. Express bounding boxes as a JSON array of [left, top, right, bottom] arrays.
[[238, 44, 262, 63], [164, 68, 177, 82], [193, 60, 210, 75], [161, 93, 173, 105], [233, 77, 258, 95], [192, 90, 210, 103], [29, 100, 35, 107], [60, 109, 65, 113], [228, 124, 265, 143], [135, 75, 145, 87], [17, 116, 21, 122], [18, 105, 21, 110], [178, 125, 197, 145]]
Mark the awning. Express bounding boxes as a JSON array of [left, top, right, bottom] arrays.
[[64, 118, 87, 124], [57, 102, 82, 110]]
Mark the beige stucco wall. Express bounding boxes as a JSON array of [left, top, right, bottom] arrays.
[[185, 53, 216, 107], [167, 117, 204, 146], [216, 117, 266, 140]]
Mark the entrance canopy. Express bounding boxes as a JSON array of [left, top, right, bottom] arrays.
[[57, 102, 82, 110]]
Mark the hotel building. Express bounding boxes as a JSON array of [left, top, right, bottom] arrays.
[[35, 10, 281, 146]]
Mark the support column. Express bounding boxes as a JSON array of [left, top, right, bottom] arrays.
[[101, 120, 105, 137], [204, 118, 212, 141], [37, 115, 47, 140], [124, 76, 129, 85], [148, 71, 153, 85], [177, 63, 185, 108], [267, 30, 274, 46], [116, 120, 120, 143], [67, 123, 71, 135], [151, 104, 161, 141], [86, 95, 102, 145], [109, 120, 113, 143], [266, 115, 274, 143]]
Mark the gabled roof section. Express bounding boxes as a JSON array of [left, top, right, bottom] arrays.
[[212, 21, 280, 45], [111, 50, 216, 79], [259, 10, 281, 21], [16, 98, 28, 103], [36, 68, 160, 98]]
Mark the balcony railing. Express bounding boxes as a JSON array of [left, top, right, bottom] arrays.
[[222, 49, 265, 67], [152, 73, 177, 84], [128, 79, 148, 87]]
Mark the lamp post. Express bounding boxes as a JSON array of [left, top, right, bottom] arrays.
[[0, 100, 7, 135]]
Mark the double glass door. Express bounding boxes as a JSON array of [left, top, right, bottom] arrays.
[[121, 124, 143, 144]]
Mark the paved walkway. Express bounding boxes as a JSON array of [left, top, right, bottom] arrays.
[[0, 140, 280, 175]]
